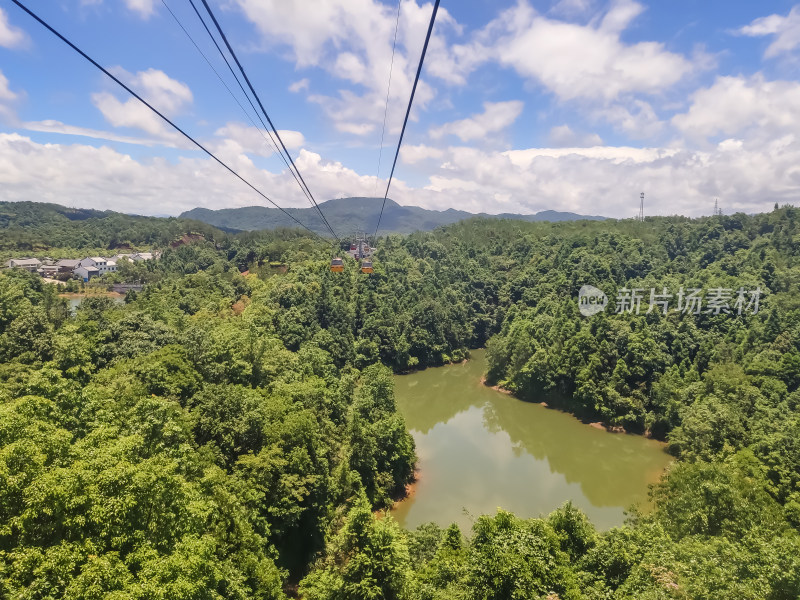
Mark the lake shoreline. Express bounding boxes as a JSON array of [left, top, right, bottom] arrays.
[[391, 350, 671, 531], [478, 375, 654, 438], [391, 468, 421, 511]]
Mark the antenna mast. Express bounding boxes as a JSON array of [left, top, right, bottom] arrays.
[[639, 192, 644, 222]]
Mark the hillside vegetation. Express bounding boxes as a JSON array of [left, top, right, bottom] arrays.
[[0, 202, 799, 598], [0, 201, 226, 258]]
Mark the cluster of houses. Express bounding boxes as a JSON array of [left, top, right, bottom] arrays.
[[4, 252, 157, 282]]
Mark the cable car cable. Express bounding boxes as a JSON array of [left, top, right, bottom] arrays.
[[7, 0, 333, 246], [374, 0, 401, 196], [373, 0, 440, 239], [160, 0, 283, 161], [197, 0, 341, 243], [182, 0, 322, 219]]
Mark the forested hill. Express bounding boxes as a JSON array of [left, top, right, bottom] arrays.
[[0, 200, 228, 256], [179, 196, 606, 234], [2, 205, 800, 598]]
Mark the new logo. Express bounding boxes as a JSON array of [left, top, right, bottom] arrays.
[[578, 285, 608, 317]]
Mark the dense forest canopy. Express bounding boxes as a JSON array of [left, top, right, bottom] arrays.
[[1, 202, 799, 598]]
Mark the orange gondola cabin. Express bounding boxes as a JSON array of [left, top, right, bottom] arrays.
[[330, 257, 344, 272], [360, 259, 373, 274]]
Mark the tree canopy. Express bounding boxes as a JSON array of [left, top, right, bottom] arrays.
[[1, 204, 800, 598]]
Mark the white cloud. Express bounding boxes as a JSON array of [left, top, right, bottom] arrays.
[[109, 67, 193, 115], [0, 6, 27, 49], [595, 99, 664, 139], [400, 143, 444, 164], [229, 0, 701, 145], [599, 0, 643, 34], [289, 78, 310, 93], [1, 131, 798, 219], [0, 69, 19, 124], [0, 133, 395, 216], [737, 6, 800, 58], [90, 68, 193, 145], [233, 0, 451, 136], [430, 100, 524, 142], [672, 74, 800, 141], [547, 124, 603, 147], [549, 0, 596, 18], [213, 122, 305, 158], [124, 0, 157, 19], [0, 70, 16, 102], [504, 145, 678, 166], [23, 119, 166, 146], [92, 92, 183, 144], [334, 121, 376, 136], [419, 140, 798, 217], [489, 0, 694, 102]]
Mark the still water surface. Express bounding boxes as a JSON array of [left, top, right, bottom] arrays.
[[391, 350, 672, 531], [64, 293, 126, 314]]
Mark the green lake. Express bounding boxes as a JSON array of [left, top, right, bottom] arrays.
[[391, 349, 672, 531]]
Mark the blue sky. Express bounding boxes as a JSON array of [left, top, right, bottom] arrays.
[[1, 0, 800, 218]]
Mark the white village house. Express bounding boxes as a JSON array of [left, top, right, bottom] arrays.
[[74, 257, 117, 282], [5, 251, 157, 281], [112, 252, 157, 263]]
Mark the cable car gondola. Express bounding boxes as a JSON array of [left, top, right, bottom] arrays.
[[360, 259, 373, 274], [330, 257, 344, 273]]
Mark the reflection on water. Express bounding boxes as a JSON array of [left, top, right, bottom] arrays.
[[391, 350, 672, 532]]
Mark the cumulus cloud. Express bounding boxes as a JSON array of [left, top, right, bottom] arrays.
[[547, 124, 603, 147], [213, 122, 305, 158], [504, 145, 679, 166], [595, 100, 664, 139], [289, 78, 310, 93], [0, 133, 398, 216], [737, 6, 800, 58], [0, 6, 27, 49], [0, 69, 19, 123], [91, 92, 183, 144], [230, 0, 697, 141], [0, 70, 16, 102], [672, 74, 800, 141], [109, 67, 193, 115], [90, 68, 193, 145], [3, 130, 795, 220], [400, 143, 445, 164], [549, 0, 596, 18], [124, 0, 157, 19], [233, 0, 454, 136], [421, 140, 797, 217], [491, 0, 694, 102], [430, 100, 524, 142]]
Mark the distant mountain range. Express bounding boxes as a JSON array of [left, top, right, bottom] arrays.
[[179, 197, 606, 235]]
